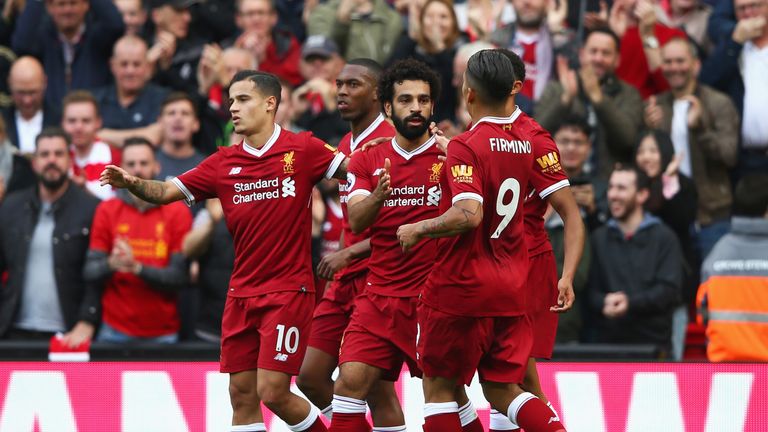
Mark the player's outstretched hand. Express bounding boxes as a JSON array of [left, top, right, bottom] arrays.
[[373, 158, 393, 202], [100, 165, 137, 189], [550, 277, 575, 313], [358, 136, 392, 154], [396, 222, 421, 253]]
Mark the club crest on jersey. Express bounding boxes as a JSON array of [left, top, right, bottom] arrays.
[[429, 162, 443, 183], [283, 151, 295, 174], [451, 164, 474, 183]]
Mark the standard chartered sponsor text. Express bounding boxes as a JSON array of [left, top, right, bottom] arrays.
[[382, 185, 441, 207], [233, 177, 280, 204]]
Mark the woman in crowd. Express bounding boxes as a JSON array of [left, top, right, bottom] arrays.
[[389, 0, 466, 123]]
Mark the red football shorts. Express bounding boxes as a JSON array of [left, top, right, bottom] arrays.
[[220, 291, 315, 374], [417, 301, 532, 386], [527, 251, 559, 359], [308, 274, 367, 357], [338, 291, 421, 381]]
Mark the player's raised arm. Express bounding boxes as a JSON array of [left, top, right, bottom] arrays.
[[100, 164, 184, 205], [347, 158, 392, 234], [396, 198, 483, 252]]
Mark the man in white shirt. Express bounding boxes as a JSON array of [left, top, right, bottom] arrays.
[[736, 0, 768, 152], [2, 57, 60, 155], [700, 0, 768, 176]]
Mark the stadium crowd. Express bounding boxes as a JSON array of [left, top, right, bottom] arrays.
[[0, 0, 767, 366]]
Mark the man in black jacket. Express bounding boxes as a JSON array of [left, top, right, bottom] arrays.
[[0, 127, 100, 347], [588, 165, 683, 353]]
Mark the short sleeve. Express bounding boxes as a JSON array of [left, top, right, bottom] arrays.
[[447, 139, 484, 205], [171, 150, 222, 206], [530, 131, 569, 199], [346, 151, 373, 200], [89, 202, 113, 252], [306, 134, 346, 184]]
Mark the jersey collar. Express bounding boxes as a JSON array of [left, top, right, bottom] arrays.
[[391, 135, 436, 161], [470, 106, 522, 131], [350, 113, 387, 153], [243, 124, 282, 158]]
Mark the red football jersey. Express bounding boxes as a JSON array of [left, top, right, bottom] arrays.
[[519, 112, 570, 257], [90, 199, 192, 337], [422, 110, 534, 317], [172, 125, 346, 297], [346, 136, 443, 297], [336, 114, 395, 279]]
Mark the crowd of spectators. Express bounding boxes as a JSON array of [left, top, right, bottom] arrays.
[[0, 0, 766, 362]]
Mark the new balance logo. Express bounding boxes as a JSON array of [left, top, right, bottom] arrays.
[[548, 416, 559, 424], [281, 177, 296, 197], [274, 353, 288, 362], [228, 167, 242, 175]]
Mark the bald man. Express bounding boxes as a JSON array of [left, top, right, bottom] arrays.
[[94, 35, 170, 146], [2, 56, 60, 154]]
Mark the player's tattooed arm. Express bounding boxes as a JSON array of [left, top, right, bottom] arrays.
[[397, 199, 483, 252], [421, 200, 483, 238], [99, 165, 185, 204]]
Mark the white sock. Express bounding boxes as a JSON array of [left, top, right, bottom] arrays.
[[287, 404, 321, 431], [372, 426, 407, 431], [490, 408, 518, 430], [506, 392, 537, 426], [231, 423, 266, 432], [458, 400, 479, 427], [424, 401, 459, 418], [547, 401, 561, 422], [332, 394, 367, 414], [321, 404, 333, 420]]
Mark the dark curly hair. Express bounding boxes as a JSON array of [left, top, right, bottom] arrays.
[[378, 59, 441, 114]]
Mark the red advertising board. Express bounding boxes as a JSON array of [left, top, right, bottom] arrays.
[[0, 362, 765, 431]]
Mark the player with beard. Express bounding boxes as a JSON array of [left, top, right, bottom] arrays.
[[101, 70, 350, 432], [298, 58, 405, 430], [328, 59, 480, 432], [397, 50, 568, 432]]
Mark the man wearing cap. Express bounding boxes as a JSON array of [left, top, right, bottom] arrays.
[[292, 35, 348, 146], [11, 0, 125, 108], [225, 0, 303, 87], [147, 0, 206, 95]]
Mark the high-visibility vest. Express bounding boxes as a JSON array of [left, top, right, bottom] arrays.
[[697, 275, 768, 362]]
